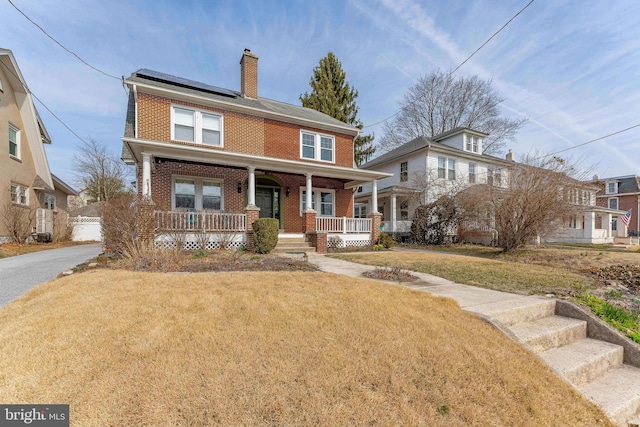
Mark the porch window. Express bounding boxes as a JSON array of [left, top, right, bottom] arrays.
[[10, 183, 28, 205], [400, 200, 409, 220], [300, 188, 334, 216], [400, 162, 408, 182], [172, 106, 223, 146], [9, 124, 19, 158], [354, 204, 367, 218], [608, 197, 618, 210], [172, 177, 223, 211], [469, 162, 476, 184], [301, 131, 334, 163]]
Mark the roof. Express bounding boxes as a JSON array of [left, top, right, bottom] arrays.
[[432, 127, 488, 142], [361, 134, 511, 170], [600, 175, 640, 194], [125, 69, 359, 136], [32, 174, 54, 192], [51, 174, 78, 196], [69, 201, 104, 218]]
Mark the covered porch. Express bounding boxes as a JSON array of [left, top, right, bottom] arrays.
[[354, 185, 419, 236], [123, 136, 390, 251], [546, 207, 628, 244]]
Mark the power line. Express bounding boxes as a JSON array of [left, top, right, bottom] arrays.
[[363, 0, 536, 130], [0, 59, 91, 147], [544, 123, 640, 158], [7, 0, 121, 82]]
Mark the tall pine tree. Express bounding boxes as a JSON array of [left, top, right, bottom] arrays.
[[300, 52, 375, 166]]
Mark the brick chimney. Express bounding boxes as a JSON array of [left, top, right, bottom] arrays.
[[505, 150, 515, 161], [240, 49, 258, 99]]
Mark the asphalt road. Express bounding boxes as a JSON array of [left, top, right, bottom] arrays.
[[0, 243, 103, 307]]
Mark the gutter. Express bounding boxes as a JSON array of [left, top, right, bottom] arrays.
[[133, 84, 138, 138]]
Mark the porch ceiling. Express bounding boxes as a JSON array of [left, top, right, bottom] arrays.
[[123, 137, 391, 187]]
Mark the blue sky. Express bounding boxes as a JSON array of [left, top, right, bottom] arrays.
[[1, 0, 639, 186]]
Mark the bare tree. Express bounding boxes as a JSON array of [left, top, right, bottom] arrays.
[[1, 199, 36, 244], [73, 139, 130, 203], [465, 154, 591, 252], [379, 69, 527, 155]]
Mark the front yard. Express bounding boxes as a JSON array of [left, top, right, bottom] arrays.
[[0, 270, 612, 426]]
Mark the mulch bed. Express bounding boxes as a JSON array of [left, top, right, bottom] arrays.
[[587, 264, 640, 313]]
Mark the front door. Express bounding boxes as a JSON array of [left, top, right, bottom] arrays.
[[256, 187, 274, 219]]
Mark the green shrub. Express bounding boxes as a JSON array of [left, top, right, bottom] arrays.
[[576, 294, 640, 344], [252, 218, 279, 254], [377, 232, 395, 249]]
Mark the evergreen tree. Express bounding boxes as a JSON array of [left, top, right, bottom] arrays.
[[300, 52, 375, 166]]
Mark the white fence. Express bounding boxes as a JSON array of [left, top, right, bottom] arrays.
[[155, 211, 246, 232], [69, 216, 102, 242], [316, 217, 372, 234]]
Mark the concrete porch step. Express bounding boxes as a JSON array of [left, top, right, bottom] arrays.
[[468, 296, 556, 326], [275, 241, 314, 248], [540, 338, 624, 386], [272, 247, 316, 254], [509, 315, 587, 353], [579, 364, 640, 426]]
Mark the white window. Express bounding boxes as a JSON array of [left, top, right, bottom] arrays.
[[300, 187, 335, 216], [468, 162, 476, 184], [171, 106, 223, 146], [10, 183, 28, 205], [607, 181, 617, 194], [400, 162, 408, 182], [172, 177, 223, 210], [44, 194, 56, 210], [300, 131, 334, 163], [9, 124, 19, 158], [437, 156, 456, 180], [400, 200, 409, 220], [465, 135, 479, 153], [494, 168, 502, 186], [354, 204, 367, 218], [608, 197, 619, 210]]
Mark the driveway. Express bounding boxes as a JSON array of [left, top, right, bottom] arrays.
[[0, 243, 102, 307]]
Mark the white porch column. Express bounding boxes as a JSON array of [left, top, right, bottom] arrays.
[[141, 152, 151, 198], [371, 180, 378, 214], [390, 194, 397, 232], [605, 212, 612, 239], [584, 212, 595, 240], [247, 166, 256, 207], [305, 173, 314, 211]]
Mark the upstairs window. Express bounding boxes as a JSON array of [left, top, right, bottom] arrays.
[[607, 181, 617, 194], [172, 106, 223, 146], [438, 156, 456, 180], [400, 161, 408, 182], [487, 166, 494, 186], [465, 135, 479, 153], [494, 168, 502, 186], [9, 124, 19, 158], [468, 162, 476, 184], [44, 194, 56, 210], [608, 197, 619, 210], [300, 131, 334, 163]]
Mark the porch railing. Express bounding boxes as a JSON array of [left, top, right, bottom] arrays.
[[316, 217, 372, 233], [155, 210, 246, 232]]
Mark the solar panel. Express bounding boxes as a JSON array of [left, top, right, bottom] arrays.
[[136, 69, 237, 98]]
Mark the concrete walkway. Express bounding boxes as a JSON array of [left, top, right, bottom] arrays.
[[304, 251, 551, 322]]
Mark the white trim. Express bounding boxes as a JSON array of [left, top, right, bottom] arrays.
[[10, 183, 28, 206], [171, 175, 224, 211], [300, 129, 335, 163], [606, 181, 618, 194], [8, 123, 20, 159], [170, 104, 224, 147], [300, 187, 335, 217], [126, 79, 359, 136]]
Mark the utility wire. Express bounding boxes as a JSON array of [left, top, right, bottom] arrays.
[[363, 0, 536, 130], [0, 59, 91, 147], [544, 123, 640, 158], [7, 0, 121, 81]]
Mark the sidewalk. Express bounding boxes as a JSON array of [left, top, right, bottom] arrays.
[[303, 251, 555, 322]]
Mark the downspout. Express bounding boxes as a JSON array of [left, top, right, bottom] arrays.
[[424, 144, 430, 205]]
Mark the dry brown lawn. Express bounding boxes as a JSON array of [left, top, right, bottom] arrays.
[[0, 270, 613, 426], [0, 241, 96, 258]]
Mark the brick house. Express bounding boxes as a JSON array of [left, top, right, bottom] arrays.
[[121, 49, 390, 252], [595, 175, 640, 237]]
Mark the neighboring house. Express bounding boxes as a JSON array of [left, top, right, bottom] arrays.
[[594, 175, 640, 237], [0, 48, 77, 242], [121, 49, 390, 252], [356, 128, 513, 238], [356, 128, 624, 245], [67, 188, 96, 211]]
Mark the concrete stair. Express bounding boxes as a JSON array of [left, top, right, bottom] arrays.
[[272, 235, 316, 254], [480, 297, 640, 427]]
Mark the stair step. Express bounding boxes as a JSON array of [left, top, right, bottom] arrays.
[[277, 238, 308, 244], [509, 315, 586, 353], [271, 247, 316, 254], [472, 296, 556, 326], [540, 338, 624, 386], [275, 242, 313, 248], [579, 364, 640, 426]]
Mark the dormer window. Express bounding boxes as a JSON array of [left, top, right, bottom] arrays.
[[465, 134, 480, 153], [606, 181, 618, 194]]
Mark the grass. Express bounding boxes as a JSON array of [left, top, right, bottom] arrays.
[[576, 294, 640, 344], [0, 240, 97, 258], [330, 251, 591, 295], [0, 270, 613, 426]]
